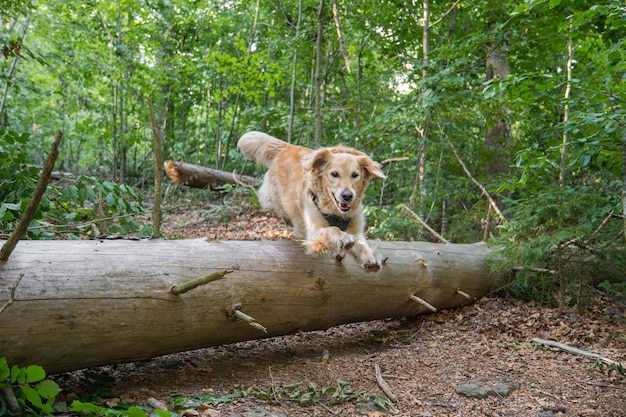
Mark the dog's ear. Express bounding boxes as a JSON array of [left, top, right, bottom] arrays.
[[303, 149, 332, 174], [360, 157, 387, 180]]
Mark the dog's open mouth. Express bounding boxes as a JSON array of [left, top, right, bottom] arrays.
[[332, 194, 352, 213]]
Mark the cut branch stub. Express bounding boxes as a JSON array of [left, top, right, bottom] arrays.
[[227, 303, 268, 333], [455, 288, 473, 300], [410, 294, 438, 312], [170, 269, 232, 295]]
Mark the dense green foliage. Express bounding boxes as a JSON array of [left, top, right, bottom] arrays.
[[0, 358, 61, 416], [1, 0, 625, 300]]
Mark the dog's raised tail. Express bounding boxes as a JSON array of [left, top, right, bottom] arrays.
[[237, 131, 288, 168]]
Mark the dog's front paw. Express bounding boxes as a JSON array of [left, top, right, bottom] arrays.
[[357, 246, 386, 272], [363, 258, 382, 272], [338, 234, 355, 250]]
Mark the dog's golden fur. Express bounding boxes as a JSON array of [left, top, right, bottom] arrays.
[[238, 131, 386, 271]]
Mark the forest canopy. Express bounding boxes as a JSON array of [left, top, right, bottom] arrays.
[[1, 0, 625, 303]]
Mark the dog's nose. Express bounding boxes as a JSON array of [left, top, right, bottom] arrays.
[[341, 190, 353, 202]]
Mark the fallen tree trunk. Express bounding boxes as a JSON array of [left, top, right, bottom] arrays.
[[164, 160, 255, 188], [0, 239, 498, 374]]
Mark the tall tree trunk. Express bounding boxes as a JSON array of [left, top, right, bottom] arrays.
[[560, 22, 573, 187], [356, 37, 365, 133], [314, 0, 325, 147], [112, 84, 119, 180], [410, 0, 430, 231], [622, 143, 626, 245], [287, 0, 303, 143], [485, 42, 510, 176], [0, 12, 30, 119]]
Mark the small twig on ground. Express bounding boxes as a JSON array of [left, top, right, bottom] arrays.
[[532, 338, 624, 371], [0, 130, 63, 262], [375, 364, 398, 402]]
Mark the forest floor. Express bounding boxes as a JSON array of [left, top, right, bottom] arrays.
[[54, 205, 626, 417]]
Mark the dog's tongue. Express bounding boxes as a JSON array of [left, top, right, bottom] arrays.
[[340, 203, 351, 212]]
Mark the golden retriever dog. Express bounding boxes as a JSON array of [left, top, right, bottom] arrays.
[[238, 131, 386, 271]]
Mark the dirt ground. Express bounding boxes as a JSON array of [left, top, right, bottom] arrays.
[[54, 207, 626, 417]]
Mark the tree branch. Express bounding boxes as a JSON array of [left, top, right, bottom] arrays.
[[402, 204, 449, 244], [532, 338, 624, 371], [430, 0, 461, 28], [447, 140, 506, 223], [332, 0, 350, 73], [0, 130, 63, 262], [148, 98, 163, 239]]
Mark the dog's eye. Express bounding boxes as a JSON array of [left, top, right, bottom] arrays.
[[351, 172, 359, 179], [330, 171, 339, 178]]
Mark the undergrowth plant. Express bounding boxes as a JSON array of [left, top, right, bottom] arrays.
[[0, 358, 61, 416], [172, 380, 395, 414], [491, 185, 625, 306], [1, 128, 150, 240]]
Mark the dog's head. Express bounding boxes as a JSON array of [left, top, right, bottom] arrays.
[[303, 145, 386, 217]]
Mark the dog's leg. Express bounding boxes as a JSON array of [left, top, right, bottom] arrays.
[[302, 227, 355, 258], [348, 235, 384, 272], [303, 228, 383, 272]]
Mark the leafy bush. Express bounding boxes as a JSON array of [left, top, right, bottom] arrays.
[[0, 358, 61, 416], [491, 185, 625, 304], [45, 175, 150, 239], [1, 129, 150, 239], [0, 129, 40, 231]]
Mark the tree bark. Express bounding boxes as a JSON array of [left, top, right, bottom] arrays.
[[0, 238, 497, 374], [314, 0, 325, 147], [164, 160, 255, 188]]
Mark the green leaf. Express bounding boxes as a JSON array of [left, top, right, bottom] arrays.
[[23, 385, 43, 408], [0, 358, 9, 382], [127, 406, 148, 417], [25, 365, 46, 383], [579, 154, 591, 167], [548, 0, 561, 8], [70, 400, 106, 414], [10, 365, 24, 384], [36, 379, 61, 399], [154, 409, 173, 417]]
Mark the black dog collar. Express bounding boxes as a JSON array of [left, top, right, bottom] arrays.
[[310, 192, 351, 231]]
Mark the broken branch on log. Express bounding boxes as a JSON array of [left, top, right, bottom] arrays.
[[455, 288, 473, 300], [228, 304, 268, 334], [170, 270, 232, 295], [410, 295, 438, 312]]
